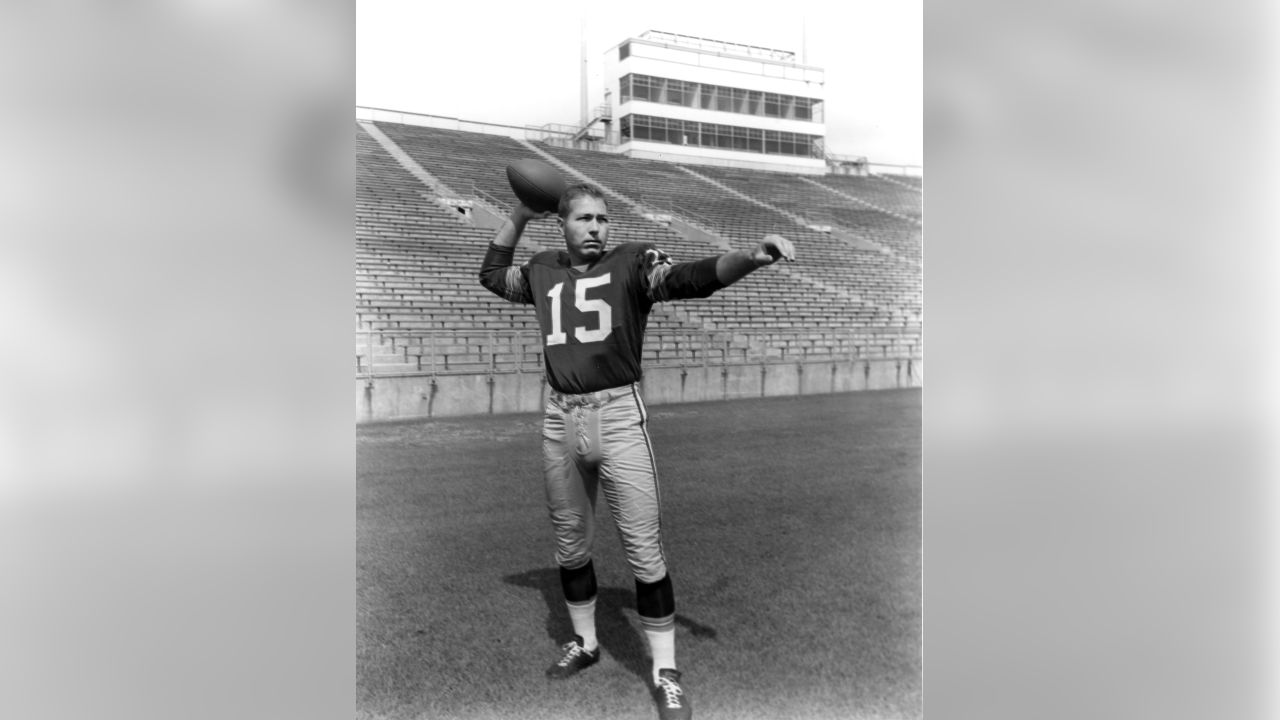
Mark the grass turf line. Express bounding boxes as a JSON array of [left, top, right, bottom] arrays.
[[358, 389, 921, 720]]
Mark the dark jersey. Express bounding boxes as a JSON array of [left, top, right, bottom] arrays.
[[480, 241, 724, 394]]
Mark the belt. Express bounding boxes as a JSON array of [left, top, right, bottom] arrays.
[[549, 384, 636, 410]]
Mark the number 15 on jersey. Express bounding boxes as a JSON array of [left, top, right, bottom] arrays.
[[544, 274, 613, 346]]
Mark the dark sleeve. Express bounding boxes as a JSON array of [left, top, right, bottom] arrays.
[[479, 243, 534, 304], [642, 246, 725, 302]]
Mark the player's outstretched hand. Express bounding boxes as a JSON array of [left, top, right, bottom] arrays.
[[753, 234, 796, 265], [511, 202, 554, 224]]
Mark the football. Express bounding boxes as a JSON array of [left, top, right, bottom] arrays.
[[506, 159, 567, 213]]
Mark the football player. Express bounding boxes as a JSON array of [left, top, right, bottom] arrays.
[[479, 183, 793, 720]]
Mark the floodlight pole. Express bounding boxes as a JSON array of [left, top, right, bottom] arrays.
[[580, 19, 589, 127], [801, 17, 807, 64]]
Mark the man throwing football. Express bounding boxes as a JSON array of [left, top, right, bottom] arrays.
[[479, 183, 793, 720]]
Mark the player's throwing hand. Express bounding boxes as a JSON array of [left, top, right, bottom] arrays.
[[753, 234, 796, 265], [512, 202, 554, 223]]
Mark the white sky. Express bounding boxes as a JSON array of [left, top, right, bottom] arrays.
[[357, 0, 921, 166]]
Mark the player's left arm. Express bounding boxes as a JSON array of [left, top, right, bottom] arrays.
[[712, 234, 795, 287], [645, 235, 795, 302]]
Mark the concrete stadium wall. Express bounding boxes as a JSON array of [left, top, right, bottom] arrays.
[[356, 357, 921, 423]]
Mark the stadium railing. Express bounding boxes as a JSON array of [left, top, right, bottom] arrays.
[[866, 162, 922, 178], [357, 106, 578, 144]]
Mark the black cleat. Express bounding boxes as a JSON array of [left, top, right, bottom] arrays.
[[651, 668, 692, 720], [545, 635, 600, 679]]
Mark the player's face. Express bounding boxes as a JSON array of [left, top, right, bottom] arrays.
[[558, 195, 610, 265]]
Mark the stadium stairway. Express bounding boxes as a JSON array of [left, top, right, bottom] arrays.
[[358, 123, 556, 374], [692, 164, 923, 267], [675, 163, 912, 263], [362, 120, 530, 241], [805, 173, 923, 224], [679, 165, 822, 238], [361, 120, 457, 201], [798, 175, 921, 226], [872, 173, 923, 192]]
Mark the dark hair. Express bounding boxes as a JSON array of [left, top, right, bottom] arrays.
[[557, 183, 608, 218]]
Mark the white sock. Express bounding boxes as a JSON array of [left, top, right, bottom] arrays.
[[566, 598, 598, 652], [641, 615, 676, 685]]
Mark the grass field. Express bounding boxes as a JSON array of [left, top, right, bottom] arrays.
[[358, 389, 921, 720]]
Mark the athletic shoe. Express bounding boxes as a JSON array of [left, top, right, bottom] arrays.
[[651, 668, 692, 720], [545, 635, 600, 679]]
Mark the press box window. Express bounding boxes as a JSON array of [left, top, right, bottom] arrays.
[[700, 84, 714, 109], [632, 75, 652, 102], [666, 79, 685, 106]]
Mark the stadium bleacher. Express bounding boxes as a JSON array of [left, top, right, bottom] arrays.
[[812, 174, 923, 219], [359, 123, 718, 373], [356, 121, 923, 375], [695, 164, 923, 264], [357, 124, 548, 372], [874, 173, 923, 190], [538, 143, 923, 311]]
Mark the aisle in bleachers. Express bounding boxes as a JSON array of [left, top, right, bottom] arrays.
[[358, 123, 546, 372], [874, 173, 922, 190], [696, 165, 922, 264]]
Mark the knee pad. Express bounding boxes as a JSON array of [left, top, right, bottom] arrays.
[[559, 560, 598, 603], [635, 573, 675, 619]]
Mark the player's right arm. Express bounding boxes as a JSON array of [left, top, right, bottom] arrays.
[[478, 203, 551, 304]]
